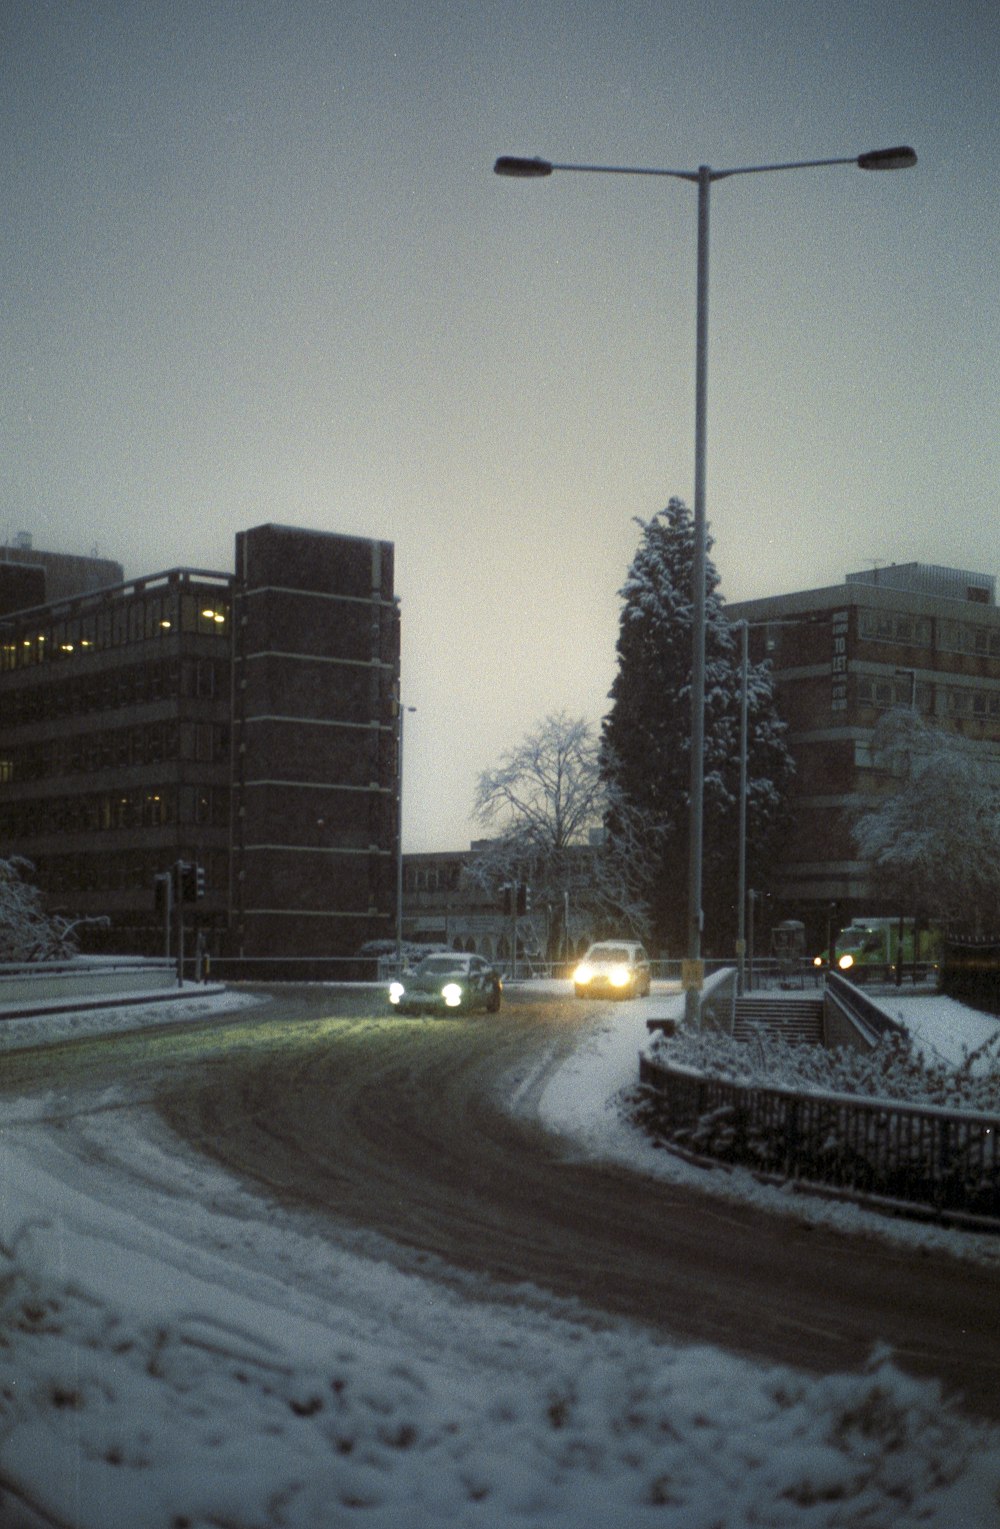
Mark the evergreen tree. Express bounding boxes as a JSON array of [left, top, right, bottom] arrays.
[[601, 500, 794, 953]]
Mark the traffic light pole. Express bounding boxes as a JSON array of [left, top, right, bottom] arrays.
[[174, 860, 185, 987]]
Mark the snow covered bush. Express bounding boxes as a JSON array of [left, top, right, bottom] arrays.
[[0, 856, 78, 962], [651, 1022, 1000, 1114]]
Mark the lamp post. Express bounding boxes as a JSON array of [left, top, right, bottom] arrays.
[[395, 704, 416, 969], [737, 619, 750, 996], [494, 144, 915, 1023]]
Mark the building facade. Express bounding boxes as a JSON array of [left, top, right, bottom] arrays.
[[1, 531, 123, 615], [230, 524, 399, 960], [728, 563, 1000, 937], [0, 524, 400, 964], [400, 841, 608, 968]]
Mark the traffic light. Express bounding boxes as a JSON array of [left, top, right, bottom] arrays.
[[177, 861, 206, 902], [500, 883, 512, 915], [154, 872, 172, 916], [516, 883, 528, 916]]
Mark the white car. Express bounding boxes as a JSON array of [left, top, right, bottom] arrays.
[[573, 941, 651, 1000]]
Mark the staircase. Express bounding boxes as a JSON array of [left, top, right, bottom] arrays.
[[733, 995, 824, 1046]]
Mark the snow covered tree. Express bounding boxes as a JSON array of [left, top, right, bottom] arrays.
[[853, 708, 1000, 932], [601, 500, 794, 953], [0, 856, 79, 961]]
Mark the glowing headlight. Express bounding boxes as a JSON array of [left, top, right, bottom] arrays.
[[838, 953, 854, 970], [389, 981, 405, 1004], [813, 956, 823, 968], [609, 965, 630, 987], [574, 963, 594, 985], [442, 982, 463, 1007]]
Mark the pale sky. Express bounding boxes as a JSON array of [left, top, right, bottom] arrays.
[[3, 1, 997, 851]]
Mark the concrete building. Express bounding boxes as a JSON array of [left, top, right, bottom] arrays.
[[728, 563, 1000, 938], [0, 524, 399, 968], [0, 531, 123, 615], [400, 841, 607, 968]]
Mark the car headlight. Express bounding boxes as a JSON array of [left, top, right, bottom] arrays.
[[838, 953, 854, 970], [574, 963, 594, 984], [389, 981, 405, 1003], [442, 982, 463, 1007], [609, 965, 630, 987], [813, 955, 823, 968]]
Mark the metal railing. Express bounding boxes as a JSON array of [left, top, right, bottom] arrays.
[[824, 970, 908, 1046], [637, 1052, 1000, 1227]]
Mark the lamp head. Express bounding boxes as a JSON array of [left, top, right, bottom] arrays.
[[494, 156, 553, 178], [857, 145, 917, 170]]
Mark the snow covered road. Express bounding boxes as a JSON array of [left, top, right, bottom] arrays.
[[1, 984, 999, 1526]]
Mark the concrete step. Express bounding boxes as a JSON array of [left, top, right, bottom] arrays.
[[733, 997, 823, 1045]]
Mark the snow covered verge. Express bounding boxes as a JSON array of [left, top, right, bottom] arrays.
[[1, 987, 999, 1527]]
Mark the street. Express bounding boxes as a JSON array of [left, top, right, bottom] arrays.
[[44, 981, 995, 1420]]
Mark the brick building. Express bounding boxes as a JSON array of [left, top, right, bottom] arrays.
[[0, 524, 400, 966], [727, 563, 1000, 938]]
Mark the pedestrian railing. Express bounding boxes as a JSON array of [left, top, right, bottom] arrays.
[[637, 1051, 1000, 1228]]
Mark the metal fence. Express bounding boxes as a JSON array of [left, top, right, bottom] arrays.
[[637, 1053, 1000, 1226]]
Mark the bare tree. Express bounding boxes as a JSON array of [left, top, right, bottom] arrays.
[[471, 716, 653, 952], [474, 711, 604, 854]]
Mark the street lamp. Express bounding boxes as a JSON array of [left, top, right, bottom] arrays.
[[494, 144, 916, 1023], [737, 619, 750, 996], [395, 703, 416, 969]]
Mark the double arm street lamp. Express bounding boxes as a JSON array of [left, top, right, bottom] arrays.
[[494, 144, 916, 1022]]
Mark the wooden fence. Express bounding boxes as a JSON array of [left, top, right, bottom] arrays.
[[637, 1053, 1000, 1226]]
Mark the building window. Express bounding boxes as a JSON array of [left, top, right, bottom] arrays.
[[938, 619, 1000, 657], [858, 609, 932, 647], [857, 676, 893, 708]]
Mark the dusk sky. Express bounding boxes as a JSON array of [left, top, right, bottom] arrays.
[[3, 2, 997, 851]]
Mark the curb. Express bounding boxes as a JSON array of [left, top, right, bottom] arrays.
[[0, 984, 227, 1023]]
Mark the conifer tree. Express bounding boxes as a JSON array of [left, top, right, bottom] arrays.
[[601, 500, 794, 953]]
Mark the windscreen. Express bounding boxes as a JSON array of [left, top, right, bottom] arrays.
[[588, 946, 630, 963]]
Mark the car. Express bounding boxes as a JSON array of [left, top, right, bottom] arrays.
[[573, 940, 651, 999], [388, 951, 503, 1016]]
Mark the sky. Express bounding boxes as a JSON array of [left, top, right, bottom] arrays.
[[2, 982, 999, 1524], [3, 1, 998, 851]]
